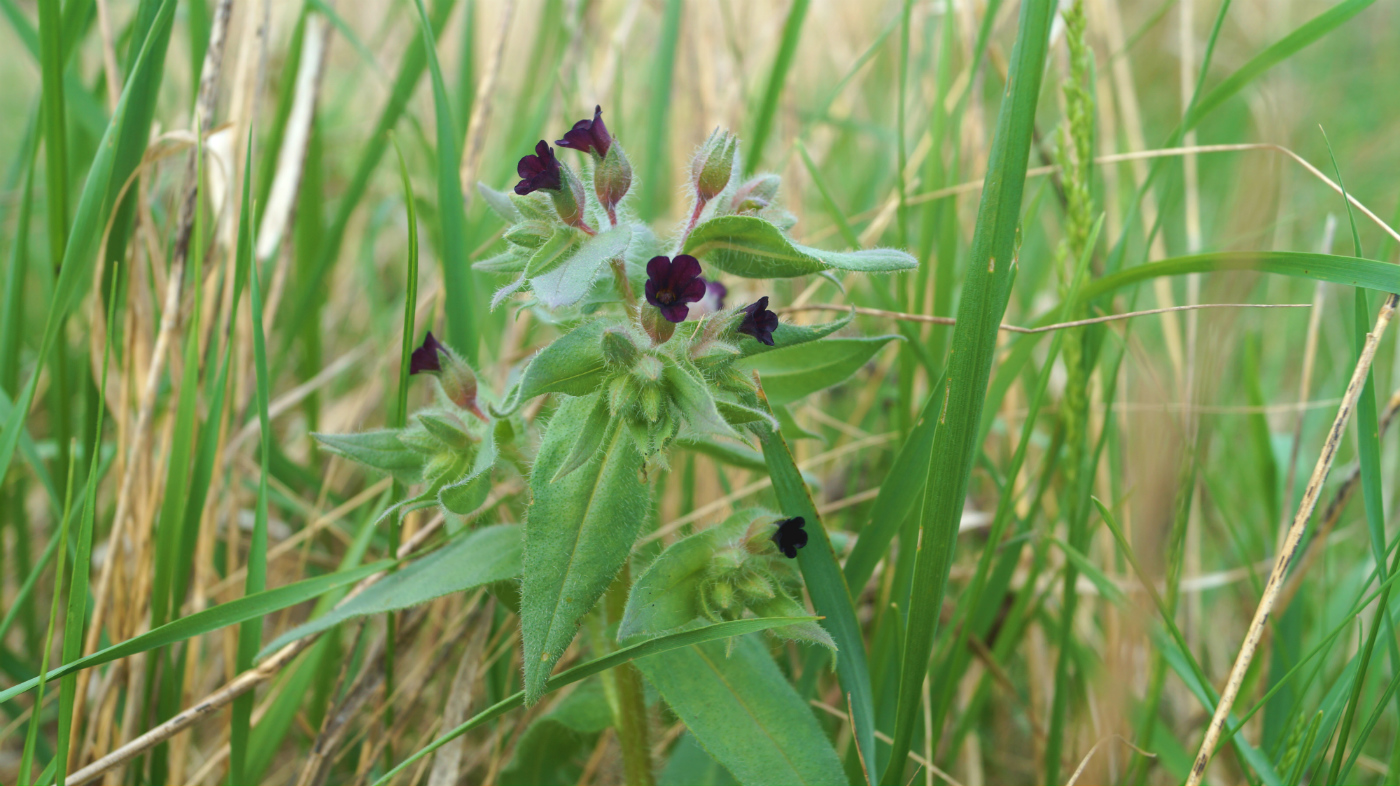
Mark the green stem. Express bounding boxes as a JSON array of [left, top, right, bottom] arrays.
[[606, 567, 654, 786]]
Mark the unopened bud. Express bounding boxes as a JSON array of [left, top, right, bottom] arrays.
[[692, 128, 738, 202], [549, 163, 590, 230], [595, 143, 633, 214], [601, 327, 642, 368], [410, 333, 486, 421]]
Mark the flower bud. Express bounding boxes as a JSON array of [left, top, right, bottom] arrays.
[[731, 174, 780, 213], [639, 385, 664, 424], [410, 332, 486, 422], [708, 580, 736, 612], [595, 143, 633, 215], [691, 128, 738, 202], [601, 327, 642, 368], [550, 162, 590, 230], [632, 354, 664, 385]]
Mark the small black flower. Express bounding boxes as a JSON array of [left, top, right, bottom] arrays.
[[556, 105, 612, 158], [515, 141, 562, 195], [645, 255, 706, 323], [738, 296, 779, 346], [771, 516, 808, 559], [410, 331, 448, 375]]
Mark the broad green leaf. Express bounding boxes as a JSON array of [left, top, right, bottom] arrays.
[[0, 561, 390, 703], [683, 214, 916, 278], [553, 394, 611, 482], [619, 517, 746, 639], [739, 335, 901, 405], [531, 223, 632, 309], [660, 733, 738, 786], [509, 320, 609, 406], [312, 430, 424, 484], [500, 681, 612, 785], [258, 525, 522, 659], [636, 634, 846, 786], [522, 396, 650, 703], [371, 617, 816, 786]]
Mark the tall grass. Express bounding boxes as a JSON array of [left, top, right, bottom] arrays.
[[3, 1, 1400, 784]]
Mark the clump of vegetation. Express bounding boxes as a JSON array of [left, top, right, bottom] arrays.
[[3, 1, 1400, 785]]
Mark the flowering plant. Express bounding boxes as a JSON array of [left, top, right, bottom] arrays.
[[315, 105, 915, 779]]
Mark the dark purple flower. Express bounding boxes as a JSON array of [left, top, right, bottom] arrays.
[[738, 297, 779, 346], [556, 105, 612, 158], [771, 516, 808, 559], [645, 255, 706, 323], [410, 331, 447, 375], [515, 141, 562, 195]]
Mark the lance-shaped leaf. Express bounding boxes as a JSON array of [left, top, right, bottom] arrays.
[[738, 335, 901, 405], [683, 214, 916, 278], [258, 525, 522, 659], [510, 320, 610, 407], [531, 223, 632, 309], [636, 634, 846, 786], [552, 394, 611, 482], [521, 396, 649, 704], [313, 430, 424, 483]]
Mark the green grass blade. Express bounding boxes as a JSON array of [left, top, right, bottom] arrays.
[[1185, 0, 1376, 129], [638, 0, 682, 220], [229, 132, 271, 786], [0, 561, 392, 705], [879, 2, 1054, 782], [410, 0, 476, 362], [0, 0, 176, 508], [54, 271, 122, 786], [1083, 251, 1400, 301], [275, 0, 454, 367], [745, 0, 809, 174], [19, 447, 76, 785], [755, 399, 877, 783], [371, 616, 817, 786]]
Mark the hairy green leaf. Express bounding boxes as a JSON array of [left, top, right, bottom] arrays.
[[522, 396, 650, 704], [313, 430, 425, 484], [740, 335, 901, 405], [684, 215, 917, 278], [637, 634, 846, 786], [531, 223, 632, 309]]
